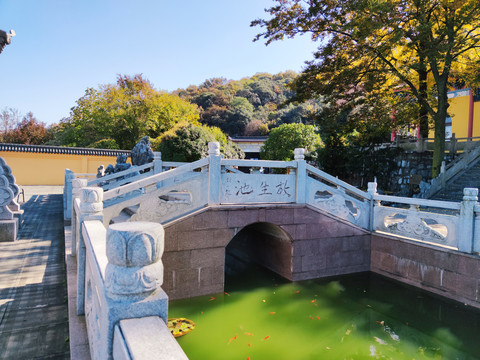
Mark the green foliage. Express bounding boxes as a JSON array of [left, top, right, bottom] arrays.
[[260, 123, 322, 161], [253, 0, 480, 177], [175, 71, 322, 137], [2, 112, 53, 145], [52, 74, 200, 149], [87, 138, 119, 149], [156, 123, 244, 162]]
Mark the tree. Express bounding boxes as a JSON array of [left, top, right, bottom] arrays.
[[156, 123, 244, 162], [3, 112, 53, 145], [0, 107, 21, 140], [260, 123, 322, 161], [53, 74, 200, 149], [174, 71, 303, 137], [253, 0, 480, 177]]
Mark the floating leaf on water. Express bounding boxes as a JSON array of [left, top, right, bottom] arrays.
[[167, 318, 195, 338]]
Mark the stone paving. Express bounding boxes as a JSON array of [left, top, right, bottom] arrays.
[[0, 190, 70, 359]]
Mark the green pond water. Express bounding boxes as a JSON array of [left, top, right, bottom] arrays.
[[169, 267, 480, 360]]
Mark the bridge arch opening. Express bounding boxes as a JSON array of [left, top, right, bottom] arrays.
[[225, 222, 293, 287]]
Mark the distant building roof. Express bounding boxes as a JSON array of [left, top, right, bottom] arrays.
[[229, 136, 267, 153]]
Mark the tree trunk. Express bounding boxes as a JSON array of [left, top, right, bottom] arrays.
[[432, 80, 449, 178], [418, 56, 429, 140]]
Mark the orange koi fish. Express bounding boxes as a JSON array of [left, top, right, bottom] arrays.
[[224, 292, 230, 296], [269, 312, 276, 315], [263, 335, 270, 341], [209, 296, 216, 301], [227, 334, 237, 344], [244, 332, 254, 336], [295, 290, 300, 294], [311, 299, 316, 303], [309, 316, 314, 320], [248, 343, 251, 347], [247, 357, 250, 360], [316, 316, 321, 320]]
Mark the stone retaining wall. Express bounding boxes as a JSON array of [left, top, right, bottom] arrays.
[[371, 233, 480, 308]]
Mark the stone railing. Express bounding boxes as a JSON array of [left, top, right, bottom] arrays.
[[68, 142, 480, 256], [64, 152, 187, 222], [394, 135, 480, 154], [74, 186, 187, 359], [426, 145, 480, 198], [369, 184, 479, 253]]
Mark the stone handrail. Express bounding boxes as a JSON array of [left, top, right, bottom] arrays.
[[306, 164, 370, 201], [426, 145, 480, 198], [102, 157, 209, 202]]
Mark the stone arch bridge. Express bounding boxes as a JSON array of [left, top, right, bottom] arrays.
[[70, 142, 480, 308]]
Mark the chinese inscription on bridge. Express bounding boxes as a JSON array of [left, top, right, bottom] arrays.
[[221, 173, 295, 203]]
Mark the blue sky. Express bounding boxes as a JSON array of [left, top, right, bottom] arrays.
[[0, 0, 319, 125]]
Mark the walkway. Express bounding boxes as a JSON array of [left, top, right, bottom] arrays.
[[0, 190, 70, 359]]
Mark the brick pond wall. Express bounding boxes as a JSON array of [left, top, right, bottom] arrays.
[[371, 233, 480, 308]]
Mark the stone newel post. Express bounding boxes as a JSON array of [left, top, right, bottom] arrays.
[[77, 186, 103, 315], [153, 151, 162, 175], [71, 178, 88, 256], [85, 221, 168, 359], [459, 187, 478, 253], [208, 142, 221, 205], [367, 181, 378, 231], [105, 222, 165, 296], [294, 148, 306, 204]]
